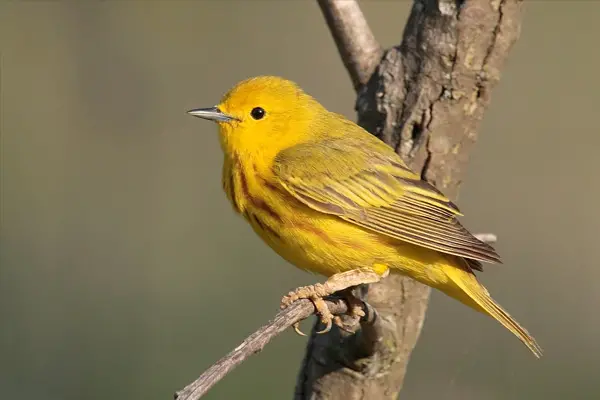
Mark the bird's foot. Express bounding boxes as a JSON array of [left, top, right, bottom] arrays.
[[280, 265, 389, 336], [332, 290, 366, 333]]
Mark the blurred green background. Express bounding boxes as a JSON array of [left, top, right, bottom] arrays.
[[1, 1, 599, 399]]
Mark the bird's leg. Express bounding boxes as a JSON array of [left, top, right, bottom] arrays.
[[280, 265, 389, 335]]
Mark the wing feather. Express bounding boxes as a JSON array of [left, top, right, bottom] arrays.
[[273, 136, 500, 265]]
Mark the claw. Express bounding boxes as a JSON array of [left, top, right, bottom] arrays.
[[315, 317, 333, 334], [293, 322, 307, 337], [333, 315, 355, 334], [312, 297, 335, 334]]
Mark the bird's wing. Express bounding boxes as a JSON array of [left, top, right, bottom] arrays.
[[273, 136, 500, 265]]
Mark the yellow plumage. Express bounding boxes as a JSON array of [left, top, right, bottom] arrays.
[[189, 76, 542, 357]]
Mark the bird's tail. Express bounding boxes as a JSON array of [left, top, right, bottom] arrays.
[[439, 259, 543, 358]]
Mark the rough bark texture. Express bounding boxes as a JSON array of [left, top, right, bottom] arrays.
[[295, 1, 524, 398]]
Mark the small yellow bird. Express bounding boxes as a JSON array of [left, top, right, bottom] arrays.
[[189, 76, 541, 357]]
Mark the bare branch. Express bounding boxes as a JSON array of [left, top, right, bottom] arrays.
[[174, 231, 498, 399], [317, 0, 383, 91], [173, 298, 376, 400]]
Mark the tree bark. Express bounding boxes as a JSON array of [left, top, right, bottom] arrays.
[[295, 1, 524, 398]]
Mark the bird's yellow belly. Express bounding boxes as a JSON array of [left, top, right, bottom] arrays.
[[245, 203, 443, 280], [247, 210, 375, 276]]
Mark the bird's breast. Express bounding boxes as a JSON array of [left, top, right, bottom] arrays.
[[221, 155, 398, 276], [223, 156, 288, 241]]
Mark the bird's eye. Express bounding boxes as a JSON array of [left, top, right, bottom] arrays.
[[250, 107, 265, 120]]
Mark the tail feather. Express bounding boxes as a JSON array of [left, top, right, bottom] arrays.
[[442, 261, 543, 358]]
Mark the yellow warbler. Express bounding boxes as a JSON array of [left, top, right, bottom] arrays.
[[188, 76, 541, 357]]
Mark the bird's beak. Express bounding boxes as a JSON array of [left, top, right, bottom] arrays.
[[187, 106, 237, 122]]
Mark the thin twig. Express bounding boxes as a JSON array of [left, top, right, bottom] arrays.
[[317, 0, 383, 91], [174, 233, 497, 400], [174, 298, 353, 400]]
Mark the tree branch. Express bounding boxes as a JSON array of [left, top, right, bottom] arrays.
[[173, 298, 375, 400], [175, 234, 497, 399], [317, 0, 383, 91]]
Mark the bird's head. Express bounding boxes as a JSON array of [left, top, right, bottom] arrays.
[[188, 76, 325, 158]]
